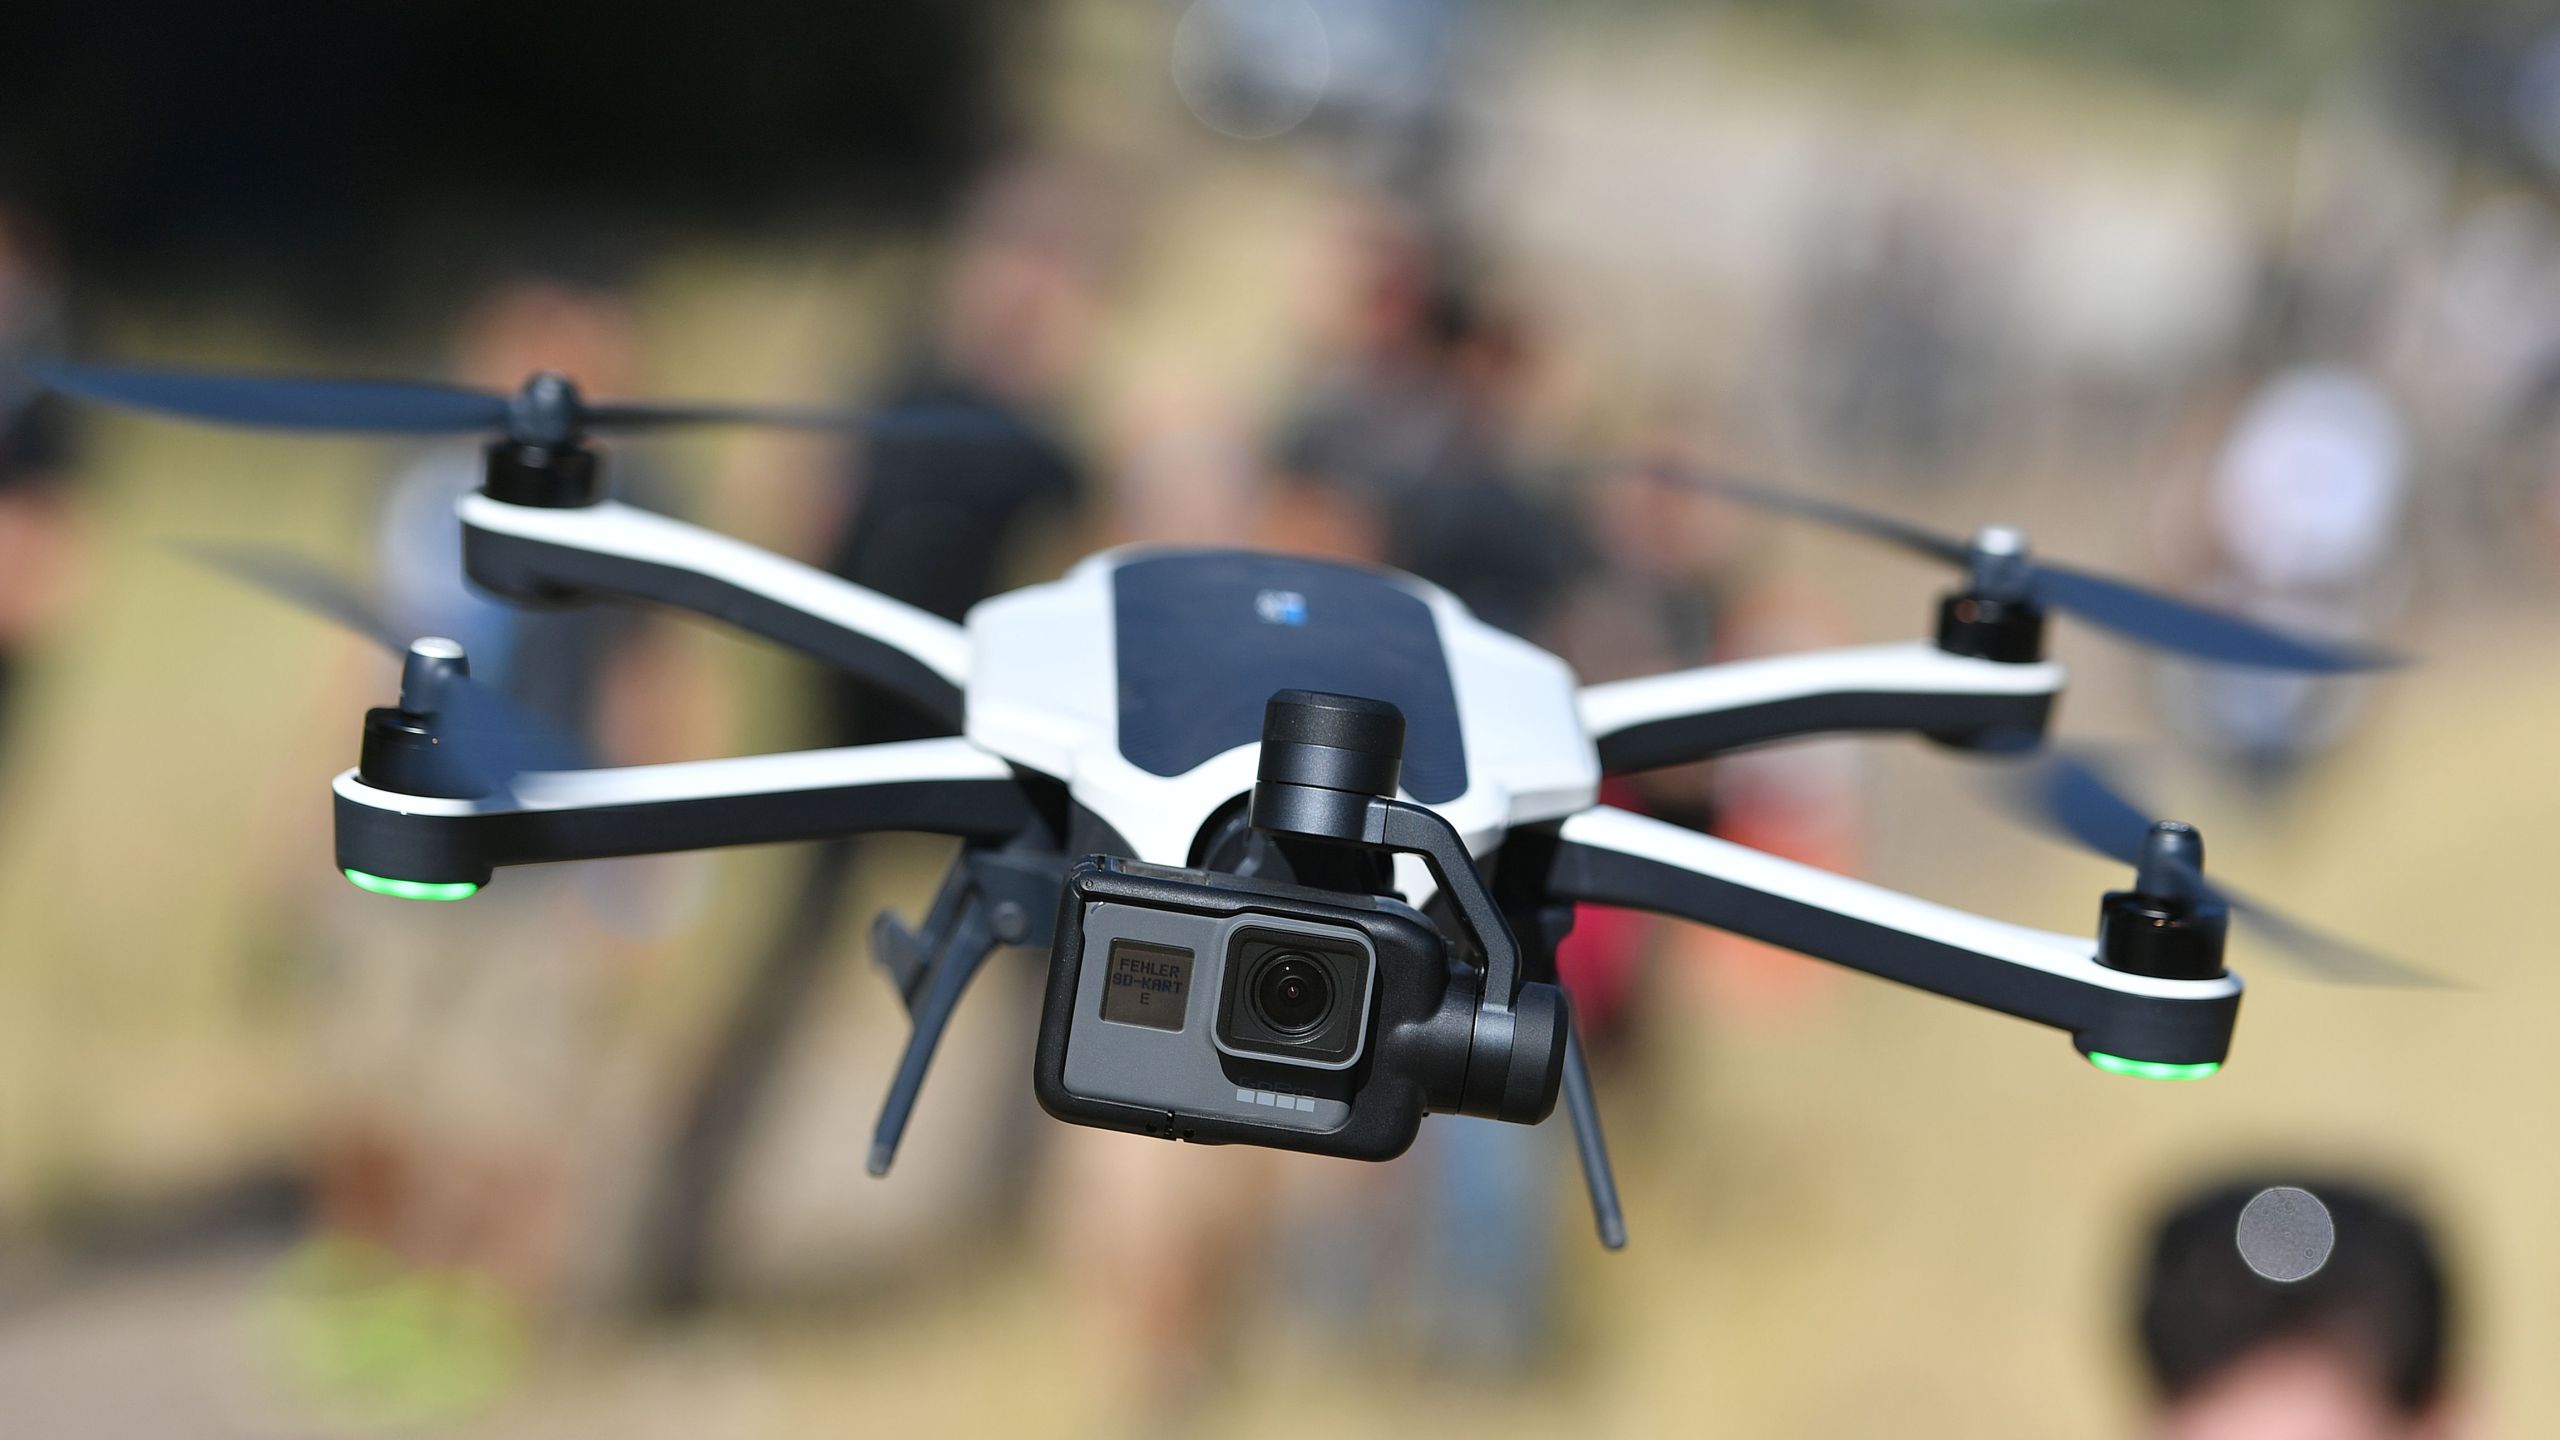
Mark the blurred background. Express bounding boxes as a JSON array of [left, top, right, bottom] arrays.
[[0, 0, 2555, 1435]]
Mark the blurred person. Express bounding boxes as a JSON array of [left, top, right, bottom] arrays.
[[2517, 353, 2560, 559], [1664, 584, 1866, 1022], [641, 155, 1108, 1311], [2413, 193, 2560, 541], [0, 200, 82, 767], [1549, 446, 1873, 1014], [2157, 362, 2412, 790], [1264, 214, 1590, 1369], [295, 271, 712, 1418], [1550, 452, 1751, 841], [1107, 390, 1266, 549], [1039, 207, 1597, 1418], [1534, 462, 1720, 1091], [1793, 173, 2006, 489], [817, 156, 1100, 736], [1271, 204, 1464, 518], [2133, 1175, 2461, 1440], [1275, 206, 1588, 629]]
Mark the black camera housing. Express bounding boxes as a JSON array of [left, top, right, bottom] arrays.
[[1033, 857, 1478, 1161]]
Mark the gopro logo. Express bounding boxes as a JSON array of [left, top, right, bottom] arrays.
[[1254, 589, 1309, 626]]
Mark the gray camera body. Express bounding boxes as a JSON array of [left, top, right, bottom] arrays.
[[1033, 689, 1572, 1161], [1033, 856, 1479, 1160]]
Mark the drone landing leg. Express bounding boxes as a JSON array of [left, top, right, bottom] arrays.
[[867, 887, 998, 1175], [1560, 1029, 1627, 1250], [866, 847, 1063, 1176], [871, 847, 978, 1010], [1493, 864, 1626, 1251]]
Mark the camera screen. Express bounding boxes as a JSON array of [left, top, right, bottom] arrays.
[[1099, 940, 1194, 1032]]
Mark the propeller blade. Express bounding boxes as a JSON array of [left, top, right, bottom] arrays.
[[433, 667, 594, 783], [2019, 748, 2157, 867], [2029, 563, 2401, 674], [169, 541, 594, 792], [581, 396, 1039, 444], [1652, 470, 2399, 674], [1996, 749, 2443, 987], [1653, 470, 1972, 564], [48, 359, 1043, 448], [2206, 876, 2452, 989], [580, 399, 874, 433], [173, 540, 408, 651], [43, 361, 509, 434]]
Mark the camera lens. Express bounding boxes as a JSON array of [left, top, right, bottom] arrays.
[[1252, 954, 1334, 1035]]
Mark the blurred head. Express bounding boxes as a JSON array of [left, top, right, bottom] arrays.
[[934, 154, 1120, 404], [1309, 198, 1438, 361], [0, 200, 63, 345], [448, 272, 645, 398], [0, 199, 66, 426], [2135, 1176, 2457, 1440]]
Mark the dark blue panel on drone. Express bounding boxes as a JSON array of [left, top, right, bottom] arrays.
[[1113, 552, 1468, 804]]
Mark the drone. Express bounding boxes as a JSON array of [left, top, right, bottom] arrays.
[[42, 361, 2430, 1251]]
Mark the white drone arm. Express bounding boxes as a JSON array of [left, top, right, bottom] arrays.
[[334, 737, 1035, 889], [458, 493, 973, 726], [1577, 642, 2063, 773], [1532, 805, 2239, 1068]]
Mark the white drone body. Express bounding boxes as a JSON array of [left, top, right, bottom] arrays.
[[337, 497, 2238, 1036]]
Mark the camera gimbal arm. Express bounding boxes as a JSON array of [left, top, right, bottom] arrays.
[[459, 493, 973, 727], [1247, 691, 1568, 1126], [334, 737, 1036, 891], [1577, 642, 2063, 773], [1530, 805, 2241, 1069]]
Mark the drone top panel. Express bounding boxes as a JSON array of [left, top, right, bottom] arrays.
[[1112, 552, 1469, 802], [964, 547, 1597, 864]]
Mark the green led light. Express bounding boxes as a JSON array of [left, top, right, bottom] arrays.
[[343, 869, 479, 902], [2085, 1051, 2220, 1082]]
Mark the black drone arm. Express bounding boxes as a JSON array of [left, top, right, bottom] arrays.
[[1578, 642, 2062, 774], [459, 493, 971, 727], [1530, 805, 2240, 1067], [335, 737, 1036, 890]]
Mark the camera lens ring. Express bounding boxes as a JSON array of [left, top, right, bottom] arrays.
[[1251, 952, 1335, 1036]]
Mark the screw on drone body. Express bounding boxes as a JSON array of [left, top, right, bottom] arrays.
[[991, 900, 1030, 945], [2096, 820, 2229, 982]]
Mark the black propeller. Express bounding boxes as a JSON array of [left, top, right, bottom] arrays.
[[43, 361, 1021, 448], [176, 541, 592, 796], [1662, 472, 2400, 674], [1997, 748, 2445, 987]]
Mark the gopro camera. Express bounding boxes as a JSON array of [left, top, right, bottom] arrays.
[[1033, 690, 1569, 1160]]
